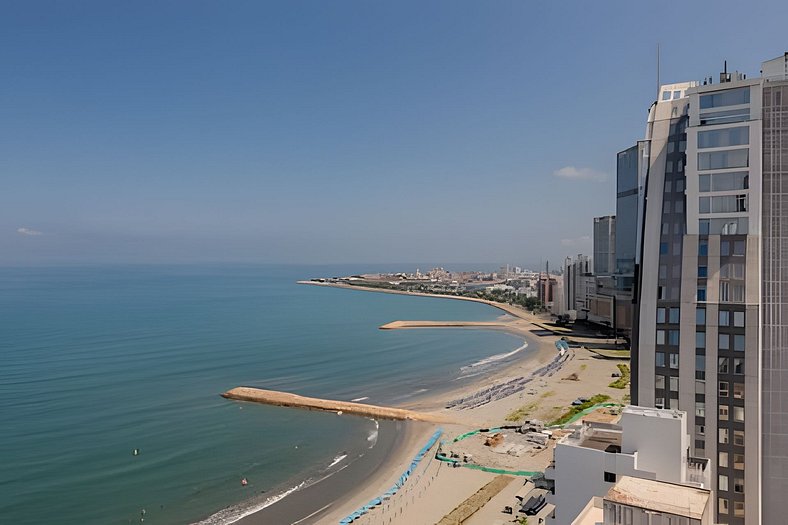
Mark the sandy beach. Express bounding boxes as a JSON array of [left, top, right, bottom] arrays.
[[237, 282, 628, 525]]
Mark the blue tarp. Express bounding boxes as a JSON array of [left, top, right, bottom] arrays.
[[338, 428, 443, 524]]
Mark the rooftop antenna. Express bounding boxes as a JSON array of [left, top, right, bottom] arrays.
[[656, 43, 661, 100]]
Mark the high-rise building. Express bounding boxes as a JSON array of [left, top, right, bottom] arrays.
[[633, 54, 788, 524], [616, 143, 647, 287], [564, 254, 593, 319], [593, 216, 616, 276]]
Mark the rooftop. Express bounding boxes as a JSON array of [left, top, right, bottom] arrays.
[[604, 476, 710, 520], [623, 405, 683, 420], [562, 421, 623, 452]]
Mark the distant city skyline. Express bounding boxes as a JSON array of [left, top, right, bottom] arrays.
[[3, 1, 788, 265]]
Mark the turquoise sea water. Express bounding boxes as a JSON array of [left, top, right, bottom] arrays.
[[0, 265, 525, 524]]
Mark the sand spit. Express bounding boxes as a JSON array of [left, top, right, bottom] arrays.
[[380, 320, 509, 330], [222, 387, 450, 423]]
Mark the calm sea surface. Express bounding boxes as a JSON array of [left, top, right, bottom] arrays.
[[0, 265, 525, 524]]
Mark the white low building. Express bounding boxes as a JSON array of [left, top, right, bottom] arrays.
[[546, 406, 710, 524]]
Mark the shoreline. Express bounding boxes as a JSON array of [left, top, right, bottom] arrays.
[[230, 281, 625, 525]]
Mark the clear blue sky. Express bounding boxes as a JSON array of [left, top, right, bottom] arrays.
[[3, 1, 786, 267]]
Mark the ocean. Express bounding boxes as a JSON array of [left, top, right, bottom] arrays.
[[0, 265, 527, 524]]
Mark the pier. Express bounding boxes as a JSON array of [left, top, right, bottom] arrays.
[[221, 387, 449, 422]]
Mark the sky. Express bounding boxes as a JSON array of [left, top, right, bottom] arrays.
[[3, 1, 787, 268]]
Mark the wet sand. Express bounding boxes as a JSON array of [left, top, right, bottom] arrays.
[[236, 420, 431, 525]]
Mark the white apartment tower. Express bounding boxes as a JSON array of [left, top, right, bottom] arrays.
[[633, 54, 788, 525]]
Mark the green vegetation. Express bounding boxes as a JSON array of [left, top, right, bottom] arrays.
[[608, 364, 631, 389], [579, 363, 587, 371], [588, 348, 632, 359], [518, 518, 529, 525], [472, 289, 543, 311], [505, 401, 538, 422], [549, 394, 611, 427]]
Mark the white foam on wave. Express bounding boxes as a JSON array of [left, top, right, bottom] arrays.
[[327, 454, 347, 469], [193, 480, 307, 525], [351, 396, 369, 402], [366, 419, 379, 448], [460, 340, 528, 372]]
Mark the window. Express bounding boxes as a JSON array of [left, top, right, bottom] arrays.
[[604, 471, 616, 483], [732, 284, 745, 303], [734, 334, 745, 352], [696, 331, 706, 348], [698, 149, 749, 171], [660, 242, 668, 255], [697, 286, 707, 302], [734, 406, 744, 422], [734, 430, 745, 446], [719, 333, 730, 350], [700, 108, 749, 126], [734, 501, 745, 517], [662, 90, 672, 101], [696, 380, 705, 394], [699, 240, 708, 256], [719, 498, 729, 514], [655, 397, 665, 408], [696, 354, 706, 373], [720, 310, 730, 326], [699, 174, 711, 192], [657, 308, 666, 323], [669, 353, 679, 369], [656, 375, 666, 389], [733, 358, 744, 374], [720, 281, 731, 302], [668, 330, 680, 345], [697, 308, 706, 325], [699, 171, 749, 192], [719, 474, 729, 492], [704, 194, 748, 213], [734, 477, 744, 493], [669, 308, 680, 323], [734, 240, 745, 255], [676, 178, 685, 192], [721, 263, 745, 279], [719, 357, 730, 374], [656, 352, 666, 367], [659, 265, 667, 279], [733, 383, 744, 399], [695, 439, 705, 450], [698, 265, 708, 278], [734, 453, 745, 469], [720, 451, 729, 468], [700, 87, 750, 109], [698, 126, 749, 148], [719, 381, 729, 397], [734, 311, 745, 327], [719, 429, 729, 445], [699, 196, 710, 213], [657, 330, 666, 345], [695, 401, 705, 417], [673, 90, 681, 100], [721, 240, 731, 256], [719, 405, 729, 421], [671, 376, 680, 392]]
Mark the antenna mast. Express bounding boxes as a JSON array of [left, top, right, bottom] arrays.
[[656, 43, 661, 100]]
